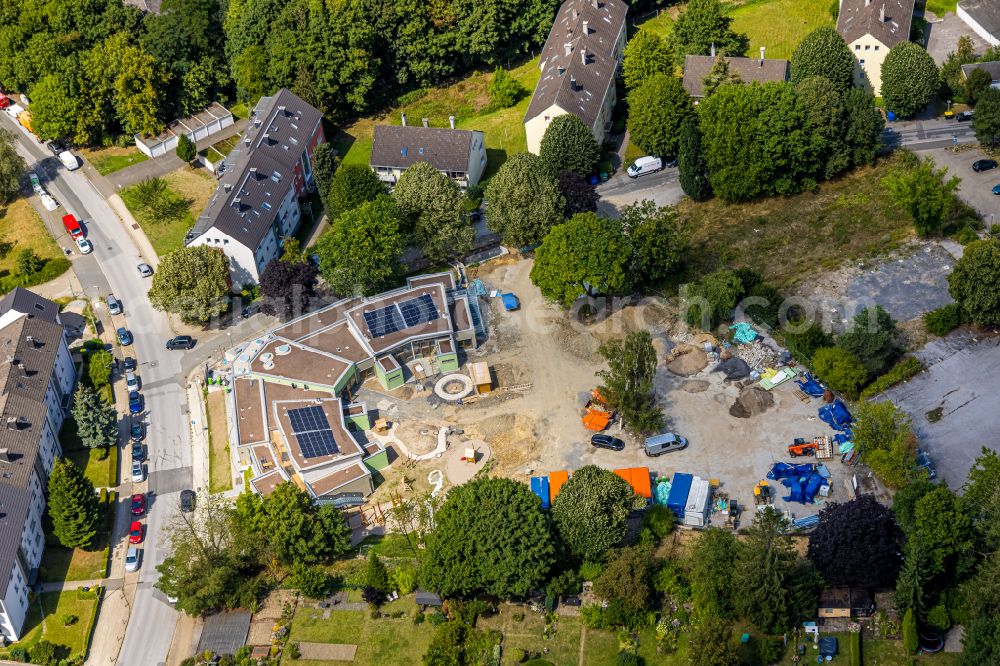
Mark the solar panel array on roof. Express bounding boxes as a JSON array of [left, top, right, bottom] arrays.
[[287, 405, 339, 458], [363, 294, 440, 338]]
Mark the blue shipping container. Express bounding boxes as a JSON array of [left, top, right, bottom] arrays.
[[530, 476, 550, 510], [667, 473, 693, 518]]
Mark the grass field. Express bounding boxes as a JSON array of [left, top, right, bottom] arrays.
[[121, 167, 218, 258], [0, 590, 101, 662], [332, 59, 542, 182], [207, 389, 233, 493], [0, 198, 70, 294], [677, 153, 915, 288], [925, 0, 958, 17], [78, 146, 149, 176]]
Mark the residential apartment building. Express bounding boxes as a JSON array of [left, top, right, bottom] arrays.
[[370, 122, 487, 189], [523, 0, 628, 155], [837, 0, 915, 96], [186, 89, 325, 288], [0, 289, 75, 643]]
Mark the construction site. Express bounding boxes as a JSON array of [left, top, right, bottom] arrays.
[[216, 256, 885, 533]]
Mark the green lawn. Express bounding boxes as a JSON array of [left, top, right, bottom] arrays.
[[230, 102, 250, 121], [38, 490, 116, 583], [0, 198, 70, 295], [333, 58, 541, 182], [121, 167, 218, 257], [283, 597, 433, 666], [0, 590, 101, 662], [79, 146, 149, 177], [925, 0, 958, 17], [635, 8, 676, 38], [59, 410, 118, 489], [207, 389, 233, 494]]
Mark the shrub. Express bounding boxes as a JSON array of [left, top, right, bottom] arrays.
[[927, 603, 951, 631], [811, 347, 868, 397], [616, 652, 639, 666], [60, 613, 78, 626], [924, 303, 962, 337], [176, 135, 196, 163], [859, 356, 924, 399], [782, 323, 834, 364], [87, 349, 113, 388], [287, 642, 301, 659], [902, 608, 918, 654], [488, 67, 527, 109], [412, 609, 425, 624], [16, 248, 42, 276], [757, 636, 784, 664], [428, 611, 448, 625], [390, 566, 416, 595], [29, 640, 58, 666], [642, 505, 675, 540], [512, 647, 527, 663], [7, 647, 27, 662], [290, 564, 330, 599], [580, 561, 604, 581]]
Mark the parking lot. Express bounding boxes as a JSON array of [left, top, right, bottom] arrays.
[[927, 145, 1000, 227]]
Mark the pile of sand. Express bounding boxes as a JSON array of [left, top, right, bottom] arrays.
[[680, 380, 710, 393], [729, 385, 774, 418], [667, 344, 708, 376]]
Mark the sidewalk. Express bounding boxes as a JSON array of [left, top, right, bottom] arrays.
[[37, 578, 123, 593], [187, 380, 210, 495]]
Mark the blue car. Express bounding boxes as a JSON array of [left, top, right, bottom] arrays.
[[117, 327, 133, 346], [128, 391, 143, 414], [993, 184, 1000, 195]]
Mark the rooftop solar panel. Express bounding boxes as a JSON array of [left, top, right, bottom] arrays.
[[399, 294, 439, 328], [287, 406, 339, 458], [363, 304, 406, 338]]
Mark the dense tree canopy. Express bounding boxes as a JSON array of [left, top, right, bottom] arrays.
[[325, 164, 386, 222], [261, 483, 352, 566], [555, 170, 599, 217], [315, 196, 404, 296], [881, 41, 939, 118], [0, 129, 26, 204], [622, 30, 673, 92], [795, 76, 850, 180], [837, 305, 899, 377], [670, 0, 749, 63], [790, 26, 855, 91], [689, 528, 740, 619], [484, 153, 564, 248], [552, 465, 637, 561], [807, 495, 903, 588], [677, 117, 712, 201], [48, 458, 100, 549], [148, 245, 231, 323], [620, 200, 688, 285], [852, 400, 917, 489], [538, 115, 601, 176], [948, 238, 1000, 326], [974, 89, 1000, 147], [422, 477, 556, 597], [593, 546, 656, 615], [627, 73, 696, 158], [393, 162, 474, 262], [259, 254, 320, 319]]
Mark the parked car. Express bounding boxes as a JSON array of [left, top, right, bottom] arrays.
[[627, 156, 663, 178], [126, 371, 139, 392], [125, 547, 141, 572], [59, 150, 79, 171], [75, 237, 93, 254], [131, 460, 145, 483], [180, 489, 196, 513], [123, 357, 137, 371], [166, 335, 195, 350], [957, 111, 974, 122], [129, 521, 143, 544], [128, 391, 143, 414], [131, 441, 144, 462], [46, 140, 66, 155], [590, 434, 625, 451], [993, 184, 1000, 196], [644, 433, 688, 456], [130, 422, 145, 442], [137, 263, 153, 277], [130, 493, 145, 515], [107, 294, 122, 315], [973, 159, 998, 172], [117, 327, 132, 346]]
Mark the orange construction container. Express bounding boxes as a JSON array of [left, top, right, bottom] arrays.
[[614, 467, 652, 499], [549, 470, 569, 501]]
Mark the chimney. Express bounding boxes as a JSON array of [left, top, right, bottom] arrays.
[[591, 0, 598, 8], [401, 112, 407, 126], [760, 46, 766, 67], [558, 65, 566, 76], [572, 8, 579, 19], [880, 3, 885, 21], [565, 43, 573, 56], [449, 115, 456, 129], [25, 335, 33, 346], [0, 448, 9, 462], [421, 118, 429, 127], [583, 20, 589, 34], [570, 75, 578, 91], [581, 47, 588, 65], [865, 0, 870, 6], [6, 417, 16, 430], [710, 43, 716, 57]]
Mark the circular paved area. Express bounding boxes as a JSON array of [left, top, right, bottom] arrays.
[[434, 373, 474, 401]]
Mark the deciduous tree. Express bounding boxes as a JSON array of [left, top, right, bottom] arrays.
[[837, 305, 899, 377], [622, 30, 673, 92], [627, 73, 695, 158], [259, 255, 319, 319], [671, 0, 748, 63], [552, 465, 637, 561], [315, 196, 404, 296], [810, 346, 868, 397], [27, 73, 79, 141], [620, 200, 688, 285], [47, 458, 100, 549], [795, 76, 849, 180], [422, 477, 556, 597], [913, 486, 973, 578], [596, 330, 662, 434], [883, 155, 961, 236], [881, 41, 939, 118], [593, 546, 655, 615], [790, 26, 856, 91], [948, 238, 1000, 325], [487, 66, 527, 108], [806, 495, 903, 588], [148, 245, 231, 323], [530, 213, 631, 307], [677, 117, 712, 201], [961, 616, 1000, 666], [555, 170, 599, 217], [393, 162, 474, 262], [965, 67, 993, 105], [484, 153, 564, 248], [974, 88, 1000, 147], [326, 164, 386, 222], [852, 401, 917, 488], [538, 114, 601, 177], [689, 528, 740, 619], [688, 617, 739, 666], [963, 447, 1000, 548], [0, 129, 26, 204], [71, 385, 118, 450], [87, 350, 113, 389], [261, 482, 352, 566]]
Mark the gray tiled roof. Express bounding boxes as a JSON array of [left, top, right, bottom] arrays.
[[959, 0, 1000, 40], [524, 0, 628, 128], [0, 287, 62, 325], [370, 125, 476, 173], [191, 89, 323, 250], [0, 483, 31, 592], [837, 0, 914, 48], [682, 55, 790, 97], [962, 60, 1000, 81]]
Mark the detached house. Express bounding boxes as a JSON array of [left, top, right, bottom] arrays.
[[837, 0, 915, 96], [682, 49, 790, 98], [370, 121, 487, 189], [0, 289, 75, 643], [523, 0, 628, 155], [958, 0, 1000, 47], [186, 89, 325, 288]]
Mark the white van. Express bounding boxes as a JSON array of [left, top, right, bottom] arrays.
[[627, 156, 663, 178], [59, 151, 80, 170]]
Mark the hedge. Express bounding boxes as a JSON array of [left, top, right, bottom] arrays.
[[79, 585, 104, 661], [859, 356, 925, 400], [923, 303, 961, 337], [850, 630, 861, 666]]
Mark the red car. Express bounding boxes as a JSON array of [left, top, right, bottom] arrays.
[[0, 95, 10, 110], [128, 521, 143, 544], [130, 493, 145, 516]]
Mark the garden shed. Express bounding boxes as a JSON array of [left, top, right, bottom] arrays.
[[468, 362, 492, 394], [416, 591, 443, 608]]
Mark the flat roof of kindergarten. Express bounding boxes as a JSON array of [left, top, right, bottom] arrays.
[[345, 284, 453, 355], [273, 297, 362, 341], [407, 272, 455, 291], [273, 398, 364, 471], [250, 338, 353, 389], [234, 377, 266, 445], [297, 320, 370, 363], [250, 469, 285, 497], [308, 462, 371, 497], [251, 443, 278, 473]]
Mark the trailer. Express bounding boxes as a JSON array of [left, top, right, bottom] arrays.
[[666, 473, 693, 519], [683, 477, 711, 527]]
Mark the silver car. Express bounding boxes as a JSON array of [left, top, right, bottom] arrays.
[[644, 433, 689, 457], [137, 263, 153, 277], [125, 547, 141, 572], [107, 294, 122, 315]]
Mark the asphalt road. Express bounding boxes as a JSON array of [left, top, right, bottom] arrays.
[[885, 116, 978, 152], [2, 114, 187, 666]]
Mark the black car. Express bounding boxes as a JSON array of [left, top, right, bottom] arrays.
[[130, 422, 145, 441], [956, 111, 974, 122], [131, 441, 144, 462], [123, 357, 137, 371], [166, 335, 195, 350], [180, 489, 196, 513], [46, 140, 66, 155], [591, 434, 625, 451], [973, 159, 998, 172]]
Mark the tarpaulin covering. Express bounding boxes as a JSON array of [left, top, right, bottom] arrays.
[[654, 480, 672, 506], [729, 322, 758, 344], [781, 472, 826, 504], [795, 372, 825, 397], [713, 357, 751, 380], [530, 476, 550, 509], [501, 293, 520, 311], [818, 400, 853, 431], [819, 637, 839, 657], [767, 462, 816, 481]]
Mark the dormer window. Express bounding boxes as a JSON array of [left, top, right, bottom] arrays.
[[271, 171, 281, 182]]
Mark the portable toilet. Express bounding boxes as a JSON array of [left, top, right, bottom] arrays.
[[666, 473, 693, 518], [530, 476, 550, 509]]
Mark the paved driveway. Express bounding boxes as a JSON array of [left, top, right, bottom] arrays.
[[925, 12, 991, 65], [926, 146, 1000, 226]]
